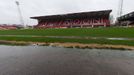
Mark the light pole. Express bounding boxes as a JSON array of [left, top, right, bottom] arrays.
[[118, 0, 124, 17], [15, 1, 25, 28]]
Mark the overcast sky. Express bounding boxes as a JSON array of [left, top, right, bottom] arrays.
[[0, 0, 133, 25]]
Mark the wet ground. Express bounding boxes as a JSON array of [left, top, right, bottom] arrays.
[[0, 45, 134, 75], [0, 35, 134, 41]]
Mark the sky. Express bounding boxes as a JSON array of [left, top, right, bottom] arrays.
[[0, 0, 133, 25]]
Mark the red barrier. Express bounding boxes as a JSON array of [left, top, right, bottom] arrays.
[[36, 18, 110, 28]]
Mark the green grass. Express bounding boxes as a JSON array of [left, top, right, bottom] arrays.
[[0, 28, 134, 46], [0, 36, 134, 46], [0, 28, 134, 38]]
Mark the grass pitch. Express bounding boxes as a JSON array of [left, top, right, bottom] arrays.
[[0, 27, 134, 46]]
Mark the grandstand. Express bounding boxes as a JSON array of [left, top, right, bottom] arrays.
[[31, 10, 112, 28], [118, 11, 134, 26]]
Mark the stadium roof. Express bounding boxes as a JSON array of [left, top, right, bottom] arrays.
[[118, 11, 134, 21], [31, 10, 112, 20]]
